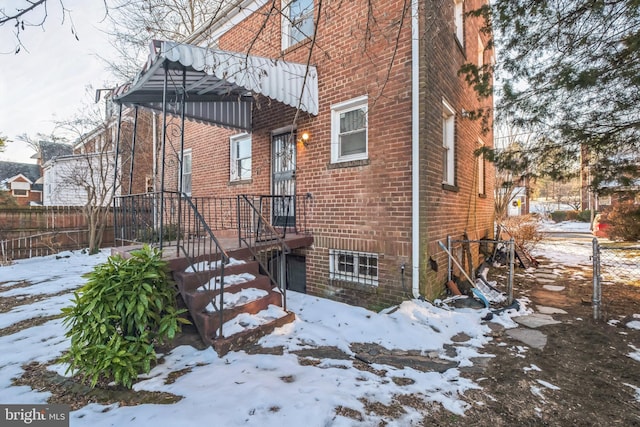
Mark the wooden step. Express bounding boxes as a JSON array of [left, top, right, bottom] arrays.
[[212, 310, 296, 356], [182, 275, 272, 312], [195, 290, 284, 342], [174, 260, 261, 293]]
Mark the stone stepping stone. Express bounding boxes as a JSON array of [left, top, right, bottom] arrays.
[[543, 285, 565, 292], [506, 328, 548, 350], [537, 305, 568, 315], [512, 313, 561, 328]]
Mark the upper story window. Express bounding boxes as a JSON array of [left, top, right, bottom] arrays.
[[442, 99, 456, 186], [282, 0, 314, 50], [181, 149, 192, 196], [331, 95, 368, 164], [454, 0, 464, 46], [230, 133, 252, 181]]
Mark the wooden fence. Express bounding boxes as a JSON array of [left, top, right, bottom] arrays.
[[0, 206, 114, 263]]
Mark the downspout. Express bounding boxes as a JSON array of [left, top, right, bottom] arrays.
[[411, 0, 421, 298]]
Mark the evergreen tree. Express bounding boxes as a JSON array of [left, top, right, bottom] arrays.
[[486, 0, 640, 190]]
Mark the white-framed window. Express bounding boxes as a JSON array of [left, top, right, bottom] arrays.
[[180, 149, 192, 196], [12, 189, 28, 197], [478, 139, 485, 195], [331, 95, 368, 164], [230, 133, 252, 181], [282, 0, 314, 50], [329, 249, 379, 286], [454, 0, 464, 46], [442, 99, 456, 186]]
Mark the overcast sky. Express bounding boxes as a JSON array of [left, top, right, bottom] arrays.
[[0, 1, 118, 163]]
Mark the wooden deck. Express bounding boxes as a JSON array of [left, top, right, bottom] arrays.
[[111, 232, 313, 272]]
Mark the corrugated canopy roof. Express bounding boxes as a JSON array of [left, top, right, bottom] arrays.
[[113, 41, 319, 131]]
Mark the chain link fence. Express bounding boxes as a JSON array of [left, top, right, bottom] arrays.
[[592, 239, 640, 320]]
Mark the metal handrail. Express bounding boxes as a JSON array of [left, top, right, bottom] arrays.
[[177, 193, 231, 339], [237, 194, 291, 310], [114, 191, 231, 338]]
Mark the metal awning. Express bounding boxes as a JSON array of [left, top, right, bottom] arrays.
[[112, 40, 319, 130]]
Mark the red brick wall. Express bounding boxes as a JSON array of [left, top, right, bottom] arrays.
[[419, 0, 495, 298], [160, 0, 493, 308]]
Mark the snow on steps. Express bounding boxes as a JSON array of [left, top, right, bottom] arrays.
[[173, 256, 294, 356], [212, 306, 296, 356]]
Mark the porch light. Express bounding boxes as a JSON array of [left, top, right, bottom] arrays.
[[298, 131, 311, 147]]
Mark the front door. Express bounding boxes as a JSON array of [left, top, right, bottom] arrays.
[[271, 132, 296, 227]]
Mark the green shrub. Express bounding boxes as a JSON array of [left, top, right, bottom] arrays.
[[577, 209, 592, 222], [550, 210, 580, 222], [606, 202, 640, 242], [61, 245, 188, 388], [550, 211, 567, 222]]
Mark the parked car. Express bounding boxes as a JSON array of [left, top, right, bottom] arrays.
[[592, 213, 610, 238]]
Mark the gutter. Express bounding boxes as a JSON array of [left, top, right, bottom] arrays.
[[411, 0, 421, 299]]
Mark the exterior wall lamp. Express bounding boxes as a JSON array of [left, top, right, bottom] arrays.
[[298, 131, 311, 147]]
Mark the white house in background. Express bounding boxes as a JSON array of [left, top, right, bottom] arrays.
[[43, 152, 120, 206], [507, 187, 527, 216]]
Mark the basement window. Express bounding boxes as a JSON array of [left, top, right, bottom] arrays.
[[330, 249, 378, 286]]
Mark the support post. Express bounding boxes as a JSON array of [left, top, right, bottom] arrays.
[[128, 106, 139, 195], [446, 235, 452, 282], [176, 68, 187, 257], [508, 238, 515, 305], [159, 62, 169, 250], [113, 103, 123, 246], [592, 238, 601, 321], [280, 248, 287, 311]]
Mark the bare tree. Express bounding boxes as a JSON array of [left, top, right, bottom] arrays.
[[490, 123, 532, 221], [0, 0, 85, 54], [48, 93, 123, 253], [102, 0, 225, 80]]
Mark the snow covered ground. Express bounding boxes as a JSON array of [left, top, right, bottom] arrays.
[[0, 227, 637, 425]]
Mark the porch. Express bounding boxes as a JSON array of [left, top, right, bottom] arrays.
[[111, 191, 313, 355]]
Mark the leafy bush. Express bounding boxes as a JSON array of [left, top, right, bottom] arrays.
[[61, 245, 188, 388], [550, 210, 567, 222], [500, 214, 544, 253], [550, 210, 581, 222], [577, 209, 592, 223], [138, 225, 180, 243], [606, 202, 640, 242]]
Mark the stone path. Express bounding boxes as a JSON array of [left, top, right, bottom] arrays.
[[500, 264, 569, 350]]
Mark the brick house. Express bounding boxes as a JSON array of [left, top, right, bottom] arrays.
[[0, 162, 42, 206], [113, 0, 494, 315]]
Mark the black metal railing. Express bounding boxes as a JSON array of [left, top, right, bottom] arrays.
[[237, 195, 291, 310], [114, 191, 231, 337], [114, 191, 313, 332], [177, 194, 231, 339], [114, 192, 241, 246], [114, 192, 311, 247]]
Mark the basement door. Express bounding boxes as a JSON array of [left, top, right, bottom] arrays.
[[271, 132, 296, 227]]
